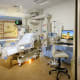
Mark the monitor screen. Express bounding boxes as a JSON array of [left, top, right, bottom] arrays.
[[61, 30, 74, 40]]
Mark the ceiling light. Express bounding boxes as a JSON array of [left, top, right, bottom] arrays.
[[33, 0, 48, 4], [39, 1, 48, 5], [13, 5, 19, 8]]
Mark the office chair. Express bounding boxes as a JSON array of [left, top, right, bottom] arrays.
[[49, 45, 70, 80]]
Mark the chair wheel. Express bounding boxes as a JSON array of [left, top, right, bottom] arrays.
[[57, 78, 59, 80], [49, 71, 51, 75], [47, 63, 49, 65], [68, 75, 70, 79], [65, 69, 68, 73], [18, 63, 22, 67]]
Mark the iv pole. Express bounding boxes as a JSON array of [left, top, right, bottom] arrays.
[[53, 21, 56, 33], [47, 14, 52, 46]]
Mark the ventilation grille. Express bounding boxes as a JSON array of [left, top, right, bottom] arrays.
[[33, 0, 47, 4], [30, 12, 39, 17]]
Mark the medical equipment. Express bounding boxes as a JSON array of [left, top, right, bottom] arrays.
[[61, 30, 74, 40]]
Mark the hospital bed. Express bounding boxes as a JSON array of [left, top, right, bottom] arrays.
[[0, 33, 40, 66]]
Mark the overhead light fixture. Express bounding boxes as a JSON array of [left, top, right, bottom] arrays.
[[13, 5, 19, 8], [33, 0, 48, 5], [39, 1, 48, 5]]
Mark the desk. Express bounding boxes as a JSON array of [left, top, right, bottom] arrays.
[[55, 44, 73, 64], [42, 44, 73, 64]]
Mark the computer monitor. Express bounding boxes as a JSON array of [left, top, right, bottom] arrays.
[[61, 30, 74, 40]]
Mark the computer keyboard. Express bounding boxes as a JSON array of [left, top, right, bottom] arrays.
[[56, 42, 73, 45]]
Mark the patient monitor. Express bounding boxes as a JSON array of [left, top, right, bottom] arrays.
[[61, 30, 74, 40]]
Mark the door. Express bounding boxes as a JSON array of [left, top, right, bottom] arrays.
[[77, 0, 80, 80]]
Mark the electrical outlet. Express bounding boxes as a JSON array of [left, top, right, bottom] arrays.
[[79, 57, 80, 64], [78, 57, 80, 64]]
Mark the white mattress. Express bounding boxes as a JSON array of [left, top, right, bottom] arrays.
[[17, 33, 36, 46], [2, 46, 18, 58]]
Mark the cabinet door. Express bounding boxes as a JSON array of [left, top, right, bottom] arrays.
[[4, 23, 18, 39], [77, 0, 80, 80], [0, 24, 4, 39]]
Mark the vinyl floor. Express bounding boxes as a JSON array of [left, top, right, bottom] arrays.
[[0, 57, 71, 80]]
